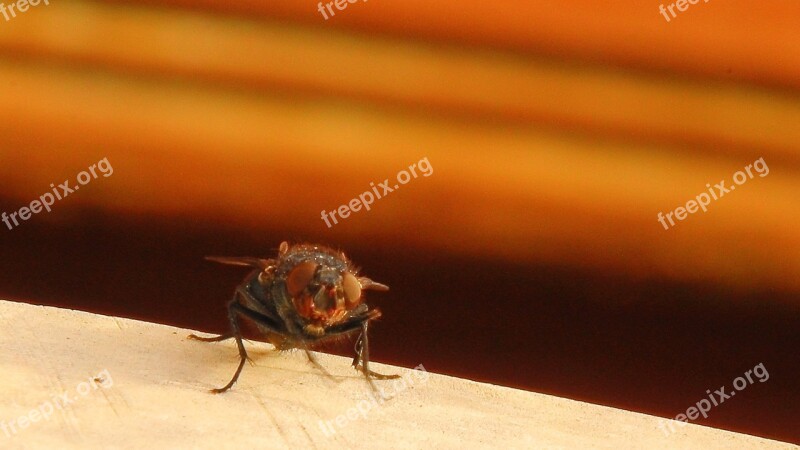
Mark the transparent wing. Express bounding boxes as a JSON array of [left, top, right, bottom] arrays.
[[205, 256, 273, 270]]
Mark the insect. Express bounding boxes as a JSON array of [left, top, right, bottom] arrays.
[[189, 241, 399, 393]]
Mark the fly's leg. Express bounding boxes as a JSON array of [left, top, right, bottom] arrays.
[[352, 321, 400, 392], [303, 347, 337, 381], [191, 284, 289, 393], [188, 332, 235, 342], [209, 300, 252, 393]]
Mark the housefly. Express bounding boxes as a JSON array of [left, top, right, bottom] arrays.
[[190, 241, 399, 393]]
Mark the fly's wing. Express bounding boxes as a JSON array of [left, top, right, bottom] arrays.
[[205, 256, 273, 270]]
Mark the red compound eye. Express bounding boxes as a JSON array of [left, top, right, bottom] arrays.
[[342, 272, 362, 308], [286, 261, 317, 298]]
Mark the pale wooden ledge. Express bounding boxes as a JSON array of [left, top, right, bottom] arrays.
[[0, 300, 794, 449]]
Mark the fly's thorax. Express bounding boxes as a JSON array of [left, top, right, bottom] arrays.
[[275, 244, 350, 277]]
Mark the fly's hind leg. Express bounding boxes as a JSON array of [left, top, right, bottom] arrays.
[[192, 290, 285, 393], [188, 332, 235, 342], [209, 300, 252, 393]]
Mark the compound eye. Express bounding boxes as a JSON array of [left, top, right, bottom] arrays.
[[286, 261, 318, 298], [342, 272, 362, 308]]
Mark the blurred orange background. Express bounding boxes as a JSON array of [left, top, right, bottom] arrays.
[[0, 0, 798, 444]]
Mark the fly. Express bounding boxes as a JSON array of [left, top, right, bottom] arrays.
[[189, 241, 399, 393]]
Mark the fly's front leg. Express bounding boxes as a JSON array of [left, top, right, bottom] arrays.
[[352, 321, 400, 391]]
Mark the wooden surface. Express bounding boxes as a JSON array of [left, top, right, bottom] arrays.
[[0, 300, 794, 449]]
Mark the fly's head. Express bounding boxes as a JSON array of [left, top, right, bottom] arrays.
[[275, 242, 388, 337]]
